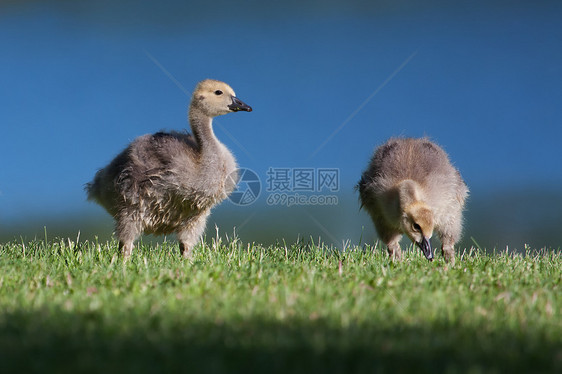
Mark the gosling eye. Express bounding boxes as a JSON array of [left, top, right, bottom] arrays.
[[214, 90, 223, 96], [413, 223, 422, 232]]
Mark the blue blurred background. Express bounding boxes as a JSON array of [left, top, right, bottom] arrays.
[[1, 0, 561, 251]]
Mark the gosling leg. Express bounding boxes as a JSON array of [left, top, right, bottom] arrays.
[[177, 211, 210, 259], [441, 236, 456, 266]]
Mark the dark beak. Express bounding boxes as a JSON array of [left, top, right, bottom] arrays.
[[228, 96, 252, 112], [417, 237, 433, 261]]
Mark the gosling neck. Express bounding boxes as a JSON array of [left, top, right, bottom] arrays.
[[397, 179, 423, 210], [188, 106, 220, 152]]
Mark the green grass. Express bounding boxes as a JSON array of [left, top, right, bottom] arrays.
[[0, 236, 560, 373]]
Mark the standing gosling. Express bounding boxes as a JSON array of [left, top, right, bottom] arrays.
[[86, 79, 252, 258], [358, 137, 468, 265]]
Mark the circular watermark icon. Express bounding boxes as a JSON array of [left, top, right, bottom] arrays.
[[228, 168, 261, 206]]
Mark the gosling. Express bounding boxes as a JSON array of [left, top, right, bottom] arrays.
[[86, 79, 252, 258], [358, 137, 468, 265]]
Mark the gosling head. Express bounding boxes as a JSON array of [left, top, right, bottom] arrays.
[[191, 79, 252, 117], [402, 202, 434, 261]]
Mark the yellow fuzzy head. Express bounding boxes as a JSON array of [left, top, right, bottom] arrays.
[[191, 79, 252, 117], [402, 202, 434, 260]]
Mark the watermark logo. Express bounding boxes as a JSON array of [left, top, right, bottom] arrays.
[[228, 167, 339, 207], [266, 168, 339, 192], [266, 167, 339, 207], [266, 192, 338, 207], [228, 168, 261, 206]]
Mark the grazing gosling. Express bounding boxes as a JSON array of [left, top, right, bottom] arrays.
[[86, 79, 252, 258], [358, 137, 468, 265]]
